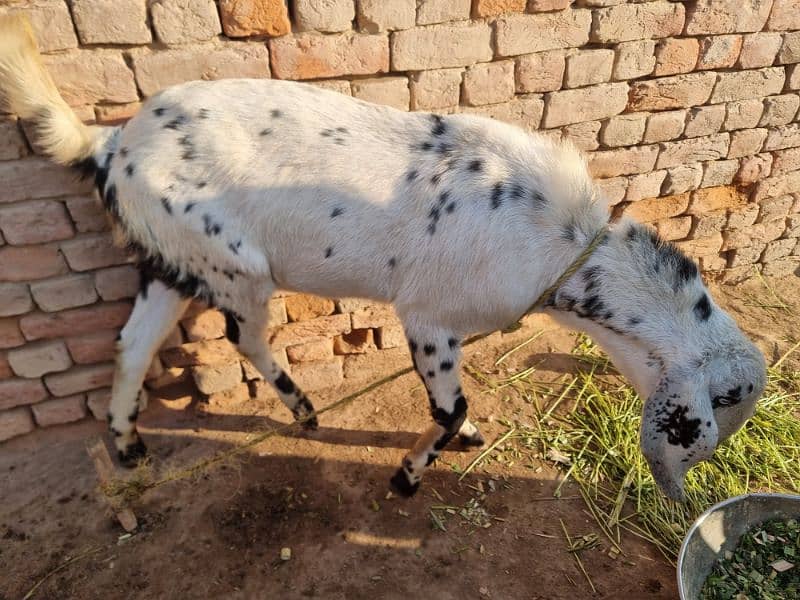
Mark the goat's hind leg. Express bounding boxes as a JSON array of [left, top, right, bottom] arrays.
[[109, 278, 189, 465]]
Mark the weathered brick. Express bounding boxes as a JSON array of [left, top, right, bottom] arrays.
[[463, 61, 515, 106], [0, 284, 32, 318], [562, 121, 601, 151], [613, 40, 656, 80], [64, 195, 107, 234], [766, 0, 800, 31], [563, 49, 614, 88], [192, 362, 242, 395], [133, 44, 270, 96], [20, 302, 131, 341], [628, 73, 717, 111], [308, 79, 351, 95], [656, 134, 730, 169], [351, 304, 397, 329], [43, 51, 138, 105], [268, 298, 288, 325], [761, 94, 800, 127], [663, 164, 704, 195], [294, 0, 354, 32], [352, 77, 410, 110], [737, 154, 773, 184], [0, 245, 69, 283], [0, 159, 92, 204], [761, 257, 799, 276], [392, 23, 490, 70], [728, 243, 767, 267], [686, 0, 773, 35], [543, 83, 628, 128], [0, 319, 25, 350], [625, 171, 666, 202], [182, 309, 226, 342], [461, 95, 544, 131], [375, 324, 405, 349], [710, 68, 786, 103], [286, 339, 334, 363], [515, 51, 565, 93], [591, 3, 684, 43], [0, 118, 27, 161], [333, 329, 376, 355], [623, 193, 690, 222], [702, 159, 740, 187], [94, 265, 139, 302], [588, 145, 659, 178], [738, 32, 784, 68], [728, 204, 761, 229], [0, 377, 48, 411], [772, 147, 800, 174], [495, 10, 591, 57], [758, 194, 795, 222], [30, 274, 97, 313], [697, 35, 743, 70], [269, 314, 351, 350], [676, 234, 724, 257], [643, 110, 686, 143], [724, 99, 764, 131], [789, 64, 800, 90], [219, 0, 291, 37], [655, 216, 692, 241], [0, 200, 74, 245], [150, 0, 221, 44], [778, 32, 800, 65], [752, 171, 800, 200], [45, 363, 115, 397], [357, 0, 415, 32], [66, 329, 119, 365], [290, 357, 344, 391], [601, 114, 647, 148], [8, 340, 72, 379], [86, 388, 111, 420], [0, 407, 35, 442], [72, 0, 151, 44], [693, 210, 728, 238], [1, 0, 77, 52], [95, 102, 142, 125], [729, 128, 769, 158], [684, 105, 726, 138], [690, 186, 749, 213], [654, 38, 699, 76], [285, 295, 336, 322], [410, 68, 463, 110], [764, 124, 800, 151], [595, 177, 628, 205], [472, 0, 526, 17], [60, 234, 132, 272], [416, 0, 471, 25], [787, 214, 800, 236]]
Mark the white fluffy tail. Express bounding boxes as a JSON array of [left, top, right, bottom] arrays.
[[0, 13, 102, 165]]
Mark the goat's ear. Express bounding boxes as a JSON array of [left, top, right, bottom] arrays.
[[640, 368, 718, 501]]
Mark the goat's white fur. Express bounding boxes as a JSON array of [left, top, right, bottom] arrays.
[[0, 14, 766, 500]]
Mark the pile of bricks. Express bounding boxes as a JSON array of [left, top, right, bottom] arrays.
[[1, 0, 798, 440]]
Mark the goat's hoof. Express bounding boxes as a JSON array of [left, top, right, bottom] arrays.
[[389, 468, 420, 498], [459, 430, 485, 447], [301, 415, 319, 431], [118, 439, 148, 468]]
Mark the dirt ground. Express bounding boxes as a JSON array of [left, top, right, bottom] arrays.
[[2, 274, 799, 600]]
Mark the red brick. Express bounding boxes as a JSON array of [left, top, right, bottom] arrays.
[[515, 51, 565, 93], [333, 329, 376, 355], [564, 50, 614, 88], [0, 318, 25, 350], [697, 35, 743, 70], [285, 295, 336, 322], [0, 407, 35, 442], [30, 274, 98, 312], [86, 387, 111, 420], [43, 50, 138, 105], [0, 283, 33, 318], [656, 134, 730, 170], [64, 195, 108, 234], [676, 234, 724, 257], [0, 245, 69, 283], [0, 352, 11, 380], [0, 376, 49, 411], [623, 193, 690, 222], [654, 38, 699, 76], [8, 340, 72, 378], [44, 363, 115, 397], [0, 159, 92, 205], [463, 60, 515, 106], [588, 145, 659, 178], [0, 118, 27, 161], [613, 40, 656, 80], [31, 394, 87, 427], [494, 9, 591, 56], [710, 68, 786, 103], [543, 83, 629, 128], [94, 265, 139, 301], [590, 3, 684, 43], [766, 0, 800, 31], [219, 0, 291, 37], [20, 302, 132, 341], [686, 0, 773, 35], [738, 32, 784, 68], [60, 234, 132, 271], [66, 330, 119, 365], [472, 0, 526, 17], [272, 33, 389, 79], [655, 216, 692, 241], [690, 186, 749, 213], [286, 339, 334, 363], [628, 73, 717, 111], [182, 309, 226, 342]]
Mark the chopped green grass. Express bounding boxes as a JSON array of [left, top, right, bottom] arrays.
[[494, 336, 800, 562]]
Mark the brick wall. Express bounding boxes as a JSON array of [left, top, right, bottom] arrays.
[[1, 0, 799, 440]]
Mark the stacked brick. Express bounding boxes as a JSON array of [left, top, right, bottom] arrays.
[[1, 0, 799, 440]]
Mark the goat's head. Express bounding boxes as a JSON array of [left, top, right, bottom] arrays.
[[546, 219, 766, 500]]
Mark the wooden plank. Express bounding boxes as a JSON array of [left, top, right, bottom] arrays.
[[86, 437, 138, 532]]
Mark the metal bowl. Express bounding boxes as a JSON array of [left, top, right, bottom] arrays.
[[677, 492, 800, 600]]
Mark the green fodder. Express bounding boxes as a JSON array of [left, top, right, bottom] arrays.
[[508, 341, 800, 561]]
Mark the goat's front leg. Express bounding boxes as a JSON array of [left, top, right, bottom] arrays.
[[390, 328, 483, 496]]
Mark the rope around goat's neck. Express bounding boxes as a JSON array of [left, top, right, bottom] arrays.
[[103, 224, 612, 502]]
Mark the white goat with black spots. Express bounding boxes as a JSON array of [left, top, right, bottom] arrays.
[[0, 16, 766, 500]]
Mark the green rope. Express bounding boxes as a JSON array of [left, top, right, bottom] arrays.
[[103, 225, 611, 502]]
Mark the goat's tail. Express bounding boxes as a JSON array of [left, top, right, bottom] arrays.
[[0, 13, 106, 166]]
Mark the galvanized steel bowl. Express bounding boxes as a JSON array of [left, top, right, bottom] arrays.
[[677, 492, 800, 600]]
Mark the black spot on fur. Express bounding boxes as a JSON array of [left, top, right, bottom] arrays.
[[223, 309, 240, 344], [160, 197, 172, 215], [271, 109, 282, 118], [509, 183, 525, 200], [531, 190, 546, 206], [406, 169, 418, 182], [445, 201, 456, 213], [164, 115, 187, 130], [562, 224, 576, 241], [419, 141, 433, 152], [431, 114, 446, 136], [427, 370, 435, 378], [388, 257, 396, 268], [440, 360, 453, 371], [153, 107, 166, 117], [321, 129, 332, 137], [628, 316, 642, 326], [119, 147, 128, 157], [325, 247, 333, 258], [330, 207, 343, 218], [437, 142, 453, 155], [409, 340, 418, 353], [260, 128, 272, 136], [431, 395, 467, 431], [468, 159, 482, 172], [275, 371, 295, 394], [202, 214, 222, 236], [694, 294, 712, 321], [196, 181, 207, 189], [424, 344, 436, 356], [184, 202, 195, 213], [104, 184, 119, 218], [655, 405, 701, 449], [128, 405, 139, 423], [198, 108, 209, 119], [491, 182, 503, 209], [390, 468, 420, 497], [125, 164, 134, 177], [448, 338, 458, 349], [431, 173, 442, 185], [228, 240, 242, 255]]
